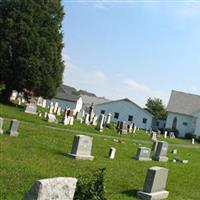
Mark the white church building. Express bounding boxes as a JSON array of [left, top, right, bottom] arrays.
[[95, 98, 154, 130], [165, 90, 200, 137]]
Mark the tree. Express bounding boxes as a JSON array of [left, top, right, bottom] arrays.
[[0, 0, 65, 101], [145, 98, 167, 119]]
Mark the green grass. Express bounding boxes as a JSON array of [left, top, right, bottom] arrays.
[[1, 103, 200, 200]]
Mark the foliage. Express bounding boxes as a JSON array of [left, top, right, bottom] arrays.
[[74, 168, 107, 200], [0, 0, 65, 100], [145, 98, 167, 120]]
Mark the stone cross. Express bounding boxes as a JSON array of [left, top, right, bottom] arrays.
[[23, 177, 77, 200], [136, 147, 152, 161], [109, 147, 116, 159], [9, 119, 20, 136], [0, 117, 4, 134], [137, 166, 169, 199], [68, 135, 94, 160], [153, 141, 169, 162]]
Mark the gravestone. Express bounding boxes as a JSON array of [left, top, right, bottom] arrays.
[[92, 116, 98, 126], [64, 116, 70, 125], [25, 103, 37, 115], [119, 121, 128, 134], [164, 131, 168, 138], [10, 90, 18, 101], [109, 147, 116, 159], [128, 123, 133, 133], [56, 107, 61, 116], [68, 135, 94, 160], [9, 119, 20, 136], [42, 99, 47, 108], [37, 97, 43, 106], [49, 106, 54, 114], [44, 112, 48, 119], [96, 114, 105, 132], [84, 113, 90, 125], [169, 132, 175, 138], [23, 177, 77, 200], [171, 149, 177, 155], [69, 116, 74, 126], [105, 113, 112, 125], [151, 132, 157, 141], [54, 102, 59, 113], [0, 117, 4, 134], [137, 166, 169, 200], [154, 141, 169, 162], [192, 138, 195, 145], [136, 147, 152, 161], [47, 114, 56, 123], [152, 140, 158, 152], [133, 125, 137, 133]]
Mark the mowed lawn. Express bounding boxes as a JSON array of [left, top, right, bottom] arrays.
[[0, 103, 200, 200]]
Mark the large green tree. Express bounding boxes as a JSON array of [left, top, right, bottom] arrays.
[[0, 0, 64, 100], [145, 98, 167, 120]]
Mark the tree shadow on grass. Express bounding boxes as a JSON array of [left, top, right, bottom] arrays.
[[120, 189, 138, 198]]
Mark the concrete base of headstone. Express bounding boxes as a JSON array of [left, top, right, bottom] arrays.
[[23, 177, 77, 200], [137, 157, 152, 161], [154, 156, 168, 162], [137, 190, 169, 200], [68, 153, 94, 160]]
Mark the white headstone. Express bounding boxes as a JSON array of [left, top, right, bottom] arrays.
[[109, 147, 116, 159], [133, 125, 137, 133], [49, 106, 54, 114], [9, 119, 20, 136], [42, 99, 47, 108], [47, 114, 56, 123], [106, 113, 112, 125], [96, 114, 105, 132], [23, 177, 77, 200], [56, 107, 61, 116], [54, 102, 59, 113], [192, 138, 195, 145], [164, 131, 168, 138], [0, 117, 4, 134]]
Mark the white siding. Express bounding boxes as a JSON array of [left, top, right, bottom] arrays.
[[194, 112, 200, 136], [95, 100, 153, 130], [165, 112, 194, 137]]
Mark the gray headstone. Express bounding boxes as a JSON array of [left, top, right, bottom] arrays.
[[137, 166, 169, 199], [96, 114, 105, 132], [9, 119, 20, 136], [23, 177, 77, 200], [154, 141, 169, 162], [136, 147, 152, 161], [0, 117, 3, 134], [69, 135, 94, 160], [152, 140, 158, 152], [25, 103, 37, 115]]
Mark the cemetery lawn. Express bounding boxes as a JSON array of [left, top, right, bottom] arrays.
[[1, 104, 200, 200]]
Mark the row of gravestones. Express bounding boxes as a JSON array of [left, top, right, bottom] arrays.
[[22, 134, 170, 200], [0, 117, 20, 136], [22, 166, 169, 200]]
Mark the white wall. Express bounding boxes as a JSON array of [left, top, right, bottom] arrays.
[[165, 112, 194, 137], [194, 112, 200, 136], [95, 100, 153, 130]]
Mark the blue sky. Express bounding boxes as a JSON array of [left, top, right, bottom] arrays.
[[61, 0, 200, 107]]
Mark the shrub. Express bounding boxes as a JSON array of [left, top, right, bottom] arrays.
[[74, 168, 107, 200]]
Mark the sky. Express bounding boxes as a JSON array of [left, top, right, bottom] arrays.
[[61, 0, 200, 107]]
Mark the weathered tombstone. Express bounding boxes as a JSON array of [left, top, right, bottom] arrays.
[[84, 113, 90, 125], [53, 102, 59, 113], [133, 125, 137, 133], [0, 117, 4, 134], [128, 123, 133, 133], [119, 121, 128, 134], [44, 112, 48, 119], [96, 114, 105, 132], [137, 166, 169, 199], [153, 141, 169, 162], [9, 119, 20, 136], [152, 140, 158, 152], [192, 138, 195, 145], [164, 131, 168, 139], [37, 96, 43, 106], [49, 106, 54, 114], [92, 116, 98, 126], [171, 149, 177, 155], [69, 116, 74, 126], [136, 147, 152, 161], [10, 90, 18, 101], [42, 99, 47, 108], [151, 132, 157, 141], [169, 132, 175, 138], [105, 113, 112, 125], [109, 147, 116, 159], [64, 116, 70, 125], [23, 177, 77, 200], [25, 103, 37, 115], [47, 114, 56, 123], [68, 135, 94, 160], [56, 107, 61, 116]]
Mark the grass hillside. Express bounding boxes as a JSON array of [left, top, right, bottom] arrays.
[[0, 103, 200, 200]]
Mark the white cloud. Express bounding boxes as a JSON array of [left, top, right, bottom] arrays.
[[124, 79, 151, 92]]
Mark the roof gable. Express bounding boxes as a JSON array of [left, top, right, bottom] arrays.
[[167, 90, 200, 116]]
